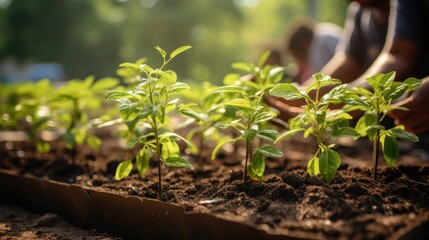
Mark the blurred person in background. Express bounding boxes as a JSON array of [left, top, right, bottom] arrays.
[[286, 21, 342, 84], [353, 0, 429, 135], [265, 0, 391, 120]]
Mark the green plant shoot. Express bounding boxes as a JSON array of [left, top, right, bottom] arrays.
[[211, 51, 284, 181], [271, 73, 360, 183], [8, 79, 53, 153], [106, 46, 195, 198], [51, 76, 118, 160], [343, 72, 421, 179], [178, 81, 231, 163]]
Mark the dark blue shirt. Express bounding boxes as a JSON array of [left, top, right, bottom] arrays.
[[394, 0, 429, 78], [338, 2, 388, 69]]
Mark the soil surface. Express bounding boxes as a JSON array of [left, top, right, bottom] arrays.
[[0, 204, 122, 240], [1, 135, 429, 239]]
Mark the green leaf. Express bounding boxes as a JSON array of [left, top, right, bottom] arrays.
[[156, 70, 177, 85], [382, 135, 398, 167], [179, 109, 204, 122], [247, 151, 265, 181], [87, 135, 101, 150], [161, 139, 180, 160], [119, 62, 141, 69], [269, 83, 303, 100], [332, 127, 361, 139], [390, 127, 419, 142], [257, 145, 283, 158], [125, 117, 140, 131], [315, 108, 326, 124], [139, 103, 157, 119], [36, 141, 50, 153], [383, 82, 408, 100], [223, 99, 252, 109], [365, 112, 377, 126], [303, 127, 313, 138], [155, 46, 166, 60], [322, 84, 346, 104], [343, 97, 371, 108], [318, 148, 341, 183], [404, 77, 421, 91], [355, 116, 367, 136], [115, 160, 133, 180], [127, 134, 152, 148], [75, 129, 86, 145], [211, 138, 237, 159], [307, 156, 320, 176], [170, 45, 192, 59], [231, 62, 252, 72], [119, 102, 138, 120], [165, 156, 192, 168], [160, 132, 197, 153], [275, 128, 305, 143], [268, 67, 285, 83], [367, 72, 395, 90], [92, 77, 119, 91], [313, 73, 341, 88], [171, 82, 190, 93], [136, 149, 151, 177], [244, 129, 258, 141], [222, 73, 241, 85], [33, 116, 50, 130], [258, 50, 271, 67], [257, 130, 277, 141], [366, 125, 384, 142], [212, 85, 246, 94], [253, 112, 274, 124], [64, 132, 75, 149], [290, 113, 309, 129]]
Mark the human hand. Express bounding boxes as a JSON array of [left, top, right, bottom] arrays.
[[263, 95, 303, 122], [389, 78, 429, 134]]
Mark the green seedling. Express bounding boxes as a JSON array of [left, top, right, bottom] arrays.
[[271, 73, 360, 183], [106, 46, 195, 198], [211, 51, 284, 181], [343, 72, 421, 179], [3, 79, 53, 153], [51, 76, 118, 161], [179, 81, 232, 163]]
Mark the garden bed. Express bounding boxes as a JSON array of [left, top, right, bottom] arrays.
[[1, 138, 429, 239]]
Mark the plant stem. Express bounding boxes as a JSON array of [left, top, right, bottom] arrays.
[[373, 98, 380, 180], [372, 130, 380, 180], [153, 121, 162, 199], [199, 130, 205, 163], [243, 139, 251, 181]]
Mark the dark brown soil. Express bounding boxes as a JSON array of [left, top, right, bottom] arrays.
[[0, 204, 122, 240], [1, 135, 429, 239]]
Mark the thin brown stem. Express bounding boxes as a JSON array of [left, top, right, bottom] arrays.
[[243, 139, 251, 181], [158, 156, 161, 198], [372, 130, 380, 180]]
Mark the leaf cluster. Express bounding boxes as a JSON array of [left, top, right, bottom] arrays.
[[211, 51, 285, 181], [343, 72, 420, 166], [270, 73, 360, 183], [50, 76, 119, 150], [106, 46, 195, 180]]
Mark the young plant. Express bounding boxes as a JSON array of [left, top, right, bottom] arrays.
[[178, 81, 232, 163], [343, 72, 421, 179], [211, 51, 284, 181], [106, 46, 195, 198], [50, 76, 118, 161], [270, 73, 360, 183], [4, 79, 53, 153]]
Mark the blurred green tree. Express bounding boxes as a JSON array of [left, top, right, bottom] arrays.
[[0, 0, 347, 84]]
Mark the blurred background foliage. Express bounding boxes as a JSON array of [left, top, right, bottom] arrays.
[[0, 0, 347, 84]]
